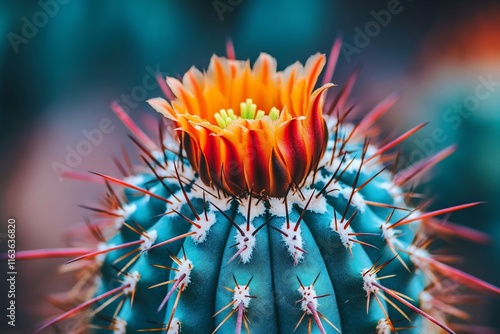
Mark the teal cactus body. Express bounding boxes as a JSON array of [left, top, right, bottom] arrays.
[[14, 46, 500, 334], [89, 123, 424, 334]]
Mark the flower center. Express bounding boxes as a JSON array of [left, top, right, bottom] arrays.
[[214, 98, 280, 129]]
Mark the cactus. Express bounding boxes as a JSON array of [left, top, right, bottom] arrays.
[[11, 40, 500, 334]]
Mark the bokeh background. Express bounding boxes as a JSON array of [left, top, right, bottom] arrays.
[[1, 0, 500, 332]]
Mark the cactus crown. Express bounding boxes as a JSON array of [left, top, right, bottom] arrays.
[[15, 41, 500, 334]]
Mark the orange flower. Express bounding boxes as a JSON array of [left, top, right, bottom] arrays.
[[149, 53, 332, 197]]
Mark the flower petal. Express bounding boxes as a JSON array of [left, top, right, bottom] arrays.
[[220, 137, 247, 195], [277, 119, 308, 184], [243, 129, 272, 194], [269, 148, 292, 196], [148, 97, 175, 120], [304, 53, 326, 94], [304, 83, 333, 171]]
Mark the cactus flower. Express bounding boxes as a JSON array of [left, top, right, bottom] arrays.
[[148, 53, 331, 197]]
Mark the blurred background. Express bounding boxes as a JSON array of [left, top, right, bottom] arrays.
[[1, 0, 499, 332]]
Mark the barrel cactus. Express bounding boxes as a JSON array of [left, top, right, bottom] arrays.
[[15, 41, 500, 334]]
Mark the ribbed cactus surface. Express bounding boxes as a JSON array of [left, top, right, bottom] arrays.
[[90, 119, 423, 334]]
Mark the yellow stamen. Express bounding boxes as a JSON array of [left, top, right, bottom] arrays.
[[214, 108, 238, 128], [215, 99, 281, 128], [269, 107, 280, 120]]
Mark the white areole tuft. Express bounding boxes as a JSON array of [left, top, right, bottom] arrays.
[[234, 223, 257, 263], [233, 284, 252, 309], [281, 221, 305, 265], [123, 271, 141, 295], [140, 229, 158, 251], [113, 318, 127, 334], [114, 202, 137, 229], [175, 258, 194, 289], [362, 269, 379, 295], [298, 285, 319, 314], [191, 210, 217, 244], [376, 318, 392, 334]]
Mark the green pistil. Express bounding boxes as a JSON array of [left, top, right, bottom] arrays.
[[215, 98, 280, 129]]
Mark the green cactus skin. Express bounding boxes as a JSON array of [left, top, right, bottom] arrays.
[[13, 49, 500, 334]]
